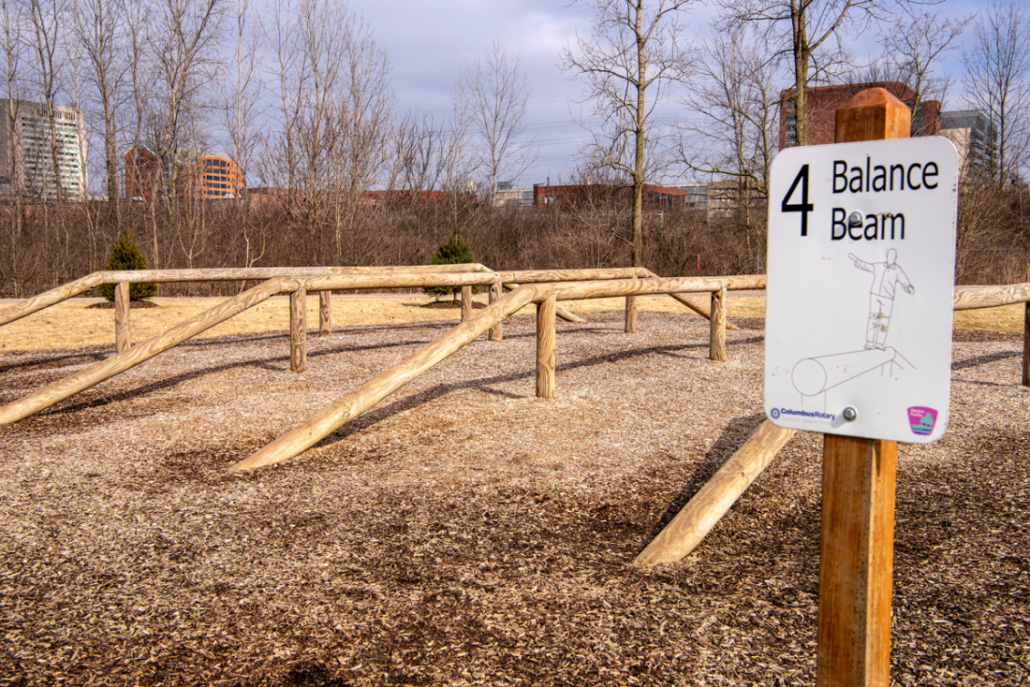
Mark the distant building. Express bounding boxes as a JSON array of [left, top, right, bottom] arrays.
[[493, 187, 534, 208], [532, 183, 686, 209], [778, 82, 941, 149], [0, 99, 87, 201], [181, 154, 245, 198], [125, 147, 244, 199], [939, 110, 994, 180]]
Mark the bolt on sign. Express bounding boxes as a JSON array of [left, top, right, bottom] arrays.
[[764, 137, 959, 443]]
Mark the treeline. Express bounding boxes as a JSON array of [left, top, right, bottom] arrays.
[[1, 186, 1026, 298]]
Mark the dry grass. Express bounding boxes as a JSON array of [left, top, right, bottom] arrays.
[[2, 292, 1016, 354]]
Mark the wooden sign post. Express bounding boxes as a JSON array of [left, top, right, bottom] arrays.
[[817, 88, 909, 687]]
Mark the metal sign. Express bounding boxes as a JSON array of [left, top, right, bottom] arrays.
[[764, 137, 959, 443]]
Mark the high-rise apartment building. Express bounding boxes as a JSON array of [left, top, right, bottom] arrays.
[[0, 99, 87, 201]]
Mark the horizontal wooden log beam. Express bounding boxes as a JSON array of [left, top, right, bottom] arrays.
[[278, 272, 501, 293], [0, 279, 285, 425], [640, 269, 742, 331], [97, 264, 488, 285], [231, 284, 544, 471], [952, 283, 1030, 310], [503, 283, 586, 323], [497, 268, 644, 284], [542, 275, 767, 302]]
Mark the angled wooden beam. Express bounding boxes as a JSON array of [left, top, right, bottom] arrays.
[[0, 279, 285, 425], [633, 419, 796, 567]]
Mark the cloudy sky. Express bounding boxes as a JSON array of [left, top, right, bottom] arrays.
[[349, 0, 982, 188]]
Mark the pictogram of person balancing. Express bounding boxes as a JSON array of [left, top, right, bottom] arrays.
[[849, 248, 915, 350]]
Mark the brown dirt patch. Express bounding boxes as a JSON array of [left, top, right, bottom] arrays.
[[1, 311, 1027, 685], [86, 299, 160, 309]]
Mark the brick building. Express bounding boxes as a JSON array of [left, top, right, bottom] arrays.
[[778, 81, 942, 149], [532, 182, 686, 209]]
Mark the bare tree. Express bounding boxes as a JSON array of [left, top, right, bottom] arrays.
[[561, 0, 692, 267], [153, 0, 222, 200], [0, 0, 27, 294], [721, 0, 907, 147], [874, 8, 969, 134], [28, 0, 67, 202], [679, 27, 778, 267], [73, 0, 128, 217], [963, 0, 1030, 187], [463, 41, 534, 201]]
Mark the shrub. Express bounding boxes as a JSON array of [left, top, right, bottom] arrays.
[[98, 228, 158, 301], [426, 229, 476, 298]]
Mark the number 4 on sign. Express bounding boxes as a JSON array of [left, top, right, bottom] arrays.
[[782, 164, 814, 237]]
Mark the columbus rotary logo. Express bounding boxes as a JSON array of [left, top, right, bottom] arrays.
[[770, 408, 781, 419]]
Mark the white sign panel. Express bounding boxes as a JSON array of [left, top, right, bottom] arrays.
[[764, 137, 959, 443]]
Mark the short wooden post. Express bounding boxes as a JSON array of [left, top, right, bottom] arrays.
[[114, 281, 131, 354], [489, 281, 503, 342], [319, 290, 332, 336], [290, 287, 307, 373], [818, 435, 897, 687], [816, 86, 909, 687], [709, 285, 726, 362], [461, 285, 473, 322], [625, 295, 638, 333], [1023, 301, 1029, 387], [536, 295, 556, 399]]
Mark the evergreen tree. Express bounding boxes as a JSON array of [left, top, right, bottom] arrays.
[[426, 229, 476, 298], [98, 228, 158, 301]]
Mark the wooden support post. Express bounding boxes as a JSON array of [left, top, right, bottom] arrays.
[[489, 281, 503, 342], [114, 281, 131, 355], [625, 295, 637, 333], [319, 290, 332, 336], [815, 86, 909, 687], [461, 285, 473, 322], [290, 287, 307, 373], [818, 435, 897, 687], [634, 420, 796, 566], [536, 295, 556, 399], [1023, 301, 1029, 387], [709, 285, 726, 362]]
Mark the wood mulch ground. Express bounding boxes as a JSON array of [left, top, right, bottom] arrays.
[[0, 307, 1027, 686]]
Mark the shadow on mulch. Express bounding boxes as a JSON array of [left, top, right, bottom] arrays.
[[87, 299, 160, 309], [415, 300, 487, 310], [648, 412, 769, 538]]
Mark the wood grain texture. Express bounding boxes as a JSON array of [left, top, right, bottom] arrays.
[[461, 285, 472, 322], [231, 284, 543, 471], [835, 88, 911, 143], [625, 296, 638, 334], [278, 272, 500, 292], [0, 279, 285, 425], [709, 286, 727, 362], [290, 288, 307, 373], [640, 269, 744, 331], [489, 282, 503, 342], [497, 268, 642, 284], [319, 291, 331, 336], [818, 435, 897, 687], [114, 282, 131, 355], [633, 420, 796, 566], [815, 86, 906, 687], [536, 296, 557, 399], [1024, 302, 1029, 387], [503, 283, 586, 324], [0, 272, 104, 326], [952, 283, 1030, 310], [545, 275, 765, 302]]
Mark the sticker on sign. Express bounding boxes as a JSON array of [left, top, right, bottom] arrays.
[[764, 137, 959, 443]]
